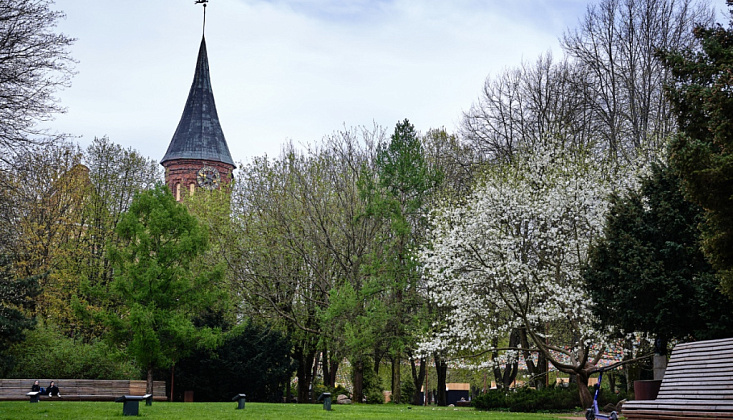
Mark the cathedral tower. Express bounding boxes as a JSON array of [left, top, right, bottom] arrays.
[[161, 34, 235, 201]]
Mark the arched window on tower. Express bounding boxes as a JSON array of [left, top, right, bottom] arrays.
[[189, 183, 195, 196], [175, 183, 181, 201]]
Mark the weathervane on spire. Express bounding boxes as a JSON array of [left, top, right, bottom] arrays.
[[195, 0, 208, 35]]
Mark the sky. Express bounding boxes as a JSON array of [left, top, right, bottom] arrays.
[[47, 0, 730, 165]]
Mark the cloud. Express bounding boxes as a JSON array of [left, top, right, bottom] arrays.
[[47, 0, 597, 163]]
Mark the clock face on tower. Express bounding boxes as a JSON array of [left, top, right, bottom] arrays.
[[197, 165, 221, 190]]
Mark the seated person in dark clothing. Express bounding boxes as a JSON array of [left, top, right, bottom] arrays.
[[46, 381, 60, 397], [31, 380, 40, 393]]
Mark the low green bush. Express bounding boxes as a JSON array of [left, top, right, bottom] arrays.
[[5, 322, 138, 379], [473, 384, 628, 413]]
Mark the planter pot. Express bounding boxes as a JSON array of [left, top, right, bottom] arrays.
[[634, 380, 662, 400]]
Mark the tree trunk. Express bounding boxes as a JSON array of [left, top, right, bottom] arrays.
[[352, 358, 364, 404], [311, 351, 321, 401], [434, 353, 447, 406], [146, 364, 154, 395], [492, 331, 520, 389], [295, 347, 315, 403], [576, 370, 593, 409], [519, 327, 546, 389], [169, 363, 175, 402], [410, 355, 426, 405], [329, 358, 339, 388], [391, 352, 401, 403], [323, 351, 331, 387]]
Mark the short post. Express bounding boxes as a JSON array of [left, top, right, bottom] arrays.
[[318, 392, 332, 411], [115, 395, 144, 416], [27, 392, 40, 403], [143, 393, 153, 406], [232, 393, 246, 409]]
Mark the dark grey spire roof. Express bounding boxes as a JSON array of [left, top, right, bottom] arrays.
[[161, 36, 234, 166]]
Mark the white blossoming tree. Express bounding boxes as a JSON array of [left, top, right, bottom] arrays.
[[420, 144, 626, 407]]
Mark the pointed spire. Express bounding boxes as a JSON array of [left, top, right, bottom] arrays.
[[161, 36, 234, 166]]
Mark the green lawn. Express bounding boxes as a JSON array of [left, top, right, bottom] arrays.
[[0, 401, 578, 419]]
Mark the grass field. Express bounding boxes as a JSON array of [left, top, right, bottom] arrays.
[[0, 401, 579, 419]]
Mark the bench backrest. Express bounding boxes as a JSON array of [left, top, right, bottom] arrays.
[[656, 337, 733, 401], [0, 379, 166, 400]]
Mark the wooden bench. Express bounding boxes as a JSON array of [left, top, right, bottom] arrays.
[[623, 337, 733, 419], [0, 379, 167, 402]]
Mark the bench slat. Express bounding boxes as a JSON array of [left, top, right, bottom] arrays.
[[624, 337, 733, 420], [0, 379, 167, 401]]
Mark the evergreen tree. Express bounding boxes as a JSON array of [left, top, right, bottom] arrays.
[[0, 255, 40, 374], [584, 164, 733, 346], [659, 3, 733, 295], [173, 321, 295, 402]]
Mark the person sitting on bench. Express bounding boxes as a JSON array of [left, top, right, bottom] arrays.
[[46, 381, 60, 397], [31, 380, 40, 393]]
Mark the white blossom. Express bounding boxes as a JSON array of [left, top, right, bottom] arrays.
[[418, 143, 637, 373]]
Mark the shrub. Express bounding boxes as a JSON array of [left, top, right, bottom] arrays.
[[6, 322, 138, 379], [472, 389, 509, 410], [473, 383, 628, 413], [359, 362, 384, 404], [173, 321, 296, 402], [474, 385, 580, 412], [400, 376, 415, 404]]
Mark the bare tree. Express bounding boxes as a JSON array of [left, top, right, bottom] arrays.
[[462, 53, 596, 163], [0, 0, 75, 169], [229, 126, 386, 403], [463, 0, 714, 165], [561, 0, 713, 162]]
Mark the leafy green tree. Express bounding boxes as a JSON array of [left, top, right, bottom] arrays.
[[72, 137, 162, 338], [361, 119, 440, 404], [659, 4, 733, 295], [106, 185, 224, 394], [0, 142, 88, 324], [232, 128, 385, 404], [0, 255, 40, 374], [584, 164, 733, 347]]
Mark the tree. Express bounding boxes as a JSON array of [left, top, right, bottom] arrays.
[[73, 137, 162, 338], [419, 143, 625, 408], [0, 142, 88, 325], [584, 163, 733, 348], [0, 138, 161, 338], [0, 0, 75, 169], [361, 119, 440, 404], [0, 255, 40, 374], [462, 54, 596, 163], [463, 0, 713, 165], [562, 0, 712, 161], [231, 149, 327, 403], [659, 2, 733, 296], [106, 185, 224, 394], [173, 321, 296, 402], [230, 127, 387, 404]]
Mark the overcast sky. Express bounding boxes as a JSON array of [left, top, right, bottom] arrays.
[[47, 0, 730, 165]]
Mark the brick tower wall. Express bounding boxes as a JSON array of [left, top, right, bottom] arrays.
[[162, 159, 235, 200]]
